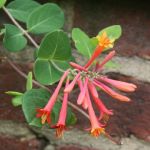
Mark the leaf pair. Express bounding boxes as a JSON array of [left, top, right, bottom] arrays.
[[34, 30, 72, 85], [7, 0, 64, 33], [3, 1, 64, 52], [72, 25, 122, 58]]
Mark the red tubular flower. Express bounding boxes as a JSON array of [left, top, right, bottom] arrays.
[[77, 78, 89, 105], [36, 70, 69, 124], [64, 72, 80, 93], [93, 80, 131, 102], [95, 50, 116, 71], [84, 32, 115, 69], [84, 46, 104, 69], [81, 95, 88, 109], [77, 79, 88, 109], [54, 78, 70, 138], [88, 81, 113, 121], [99, 76, 137, 92], [86, 87, 105, 137], [70, 62, 88, 72]]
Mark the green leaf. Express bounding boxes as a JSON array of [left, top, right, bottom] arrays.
[[0, 0, 6, 8], [72, 28, 95, 58], [34, 30, 71, 85], [22, 89, 50, 127], [22, 89, 76, 127], [26, 72, 33, 91], [98, 25, 122, 42], [5, 91, 23, 96], [34, 59, 70, 85], [3, 24, 27, 52], [38, 30, 71, 60], [7, 0, 40, 23], [66, 107, 77, 125], [90, 37, 98, 50], [27, 3, 64, 34], [12, 95, 22, 107]]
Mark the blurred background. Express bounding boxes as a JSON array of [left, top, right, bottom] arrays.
[[0, 0, 150, 150]]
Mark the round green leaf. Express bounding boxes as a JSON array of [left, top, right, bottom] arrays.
[[6, 0, 40, 23], [27, 3, 64, 34], [38, 30, 71, 60], [34, 30, 71, 85], [3, 24, 27, 52], [22, 89, 50, 127], [98, 25, 122, 41], [72, 28, 95, 58], [34, 59, 70, 85], [0, 0, 6, 8]]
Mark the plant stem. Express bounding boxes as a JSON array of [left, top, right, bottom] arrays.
[[3, 6, 89, 120], [2, 7, 39, 49]]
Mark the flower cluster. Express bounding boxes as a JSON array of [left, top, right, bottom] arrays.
[[36, 32, 137, 138]]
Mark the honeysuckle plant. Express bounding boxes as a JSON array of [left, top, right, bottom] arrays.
[[0, 0, 137, 140]]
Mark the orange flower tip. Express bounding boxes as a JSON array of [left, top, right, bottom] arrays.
[[122, 98, 131, 102], [55, 124, 66, 138], [132, 84, 137, 89], [91, 127, 105, 137], [96, 32, 115, 49], [36, 109, 50, 124]]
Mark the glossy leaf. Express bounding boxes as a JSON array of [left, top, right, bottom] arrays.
[[98, 25, 122, 41], [7, 0, 40, 23], [0, 0, 6, 8], [72, 28, 95, 58], [34, 30, 71, 85], [12, 95, 23, 107], [22, 89, 76, 127], [27, 3, 64, 34], [3, 24, 27, 52], [26, 72, 33, 91]]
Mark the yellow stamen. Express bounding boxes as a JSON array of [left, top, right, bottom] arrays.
[[41, 114, 47, 124], [56, 125, 65, 138], [96, 32, 114, 49], [91, 127, 105, 137]]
